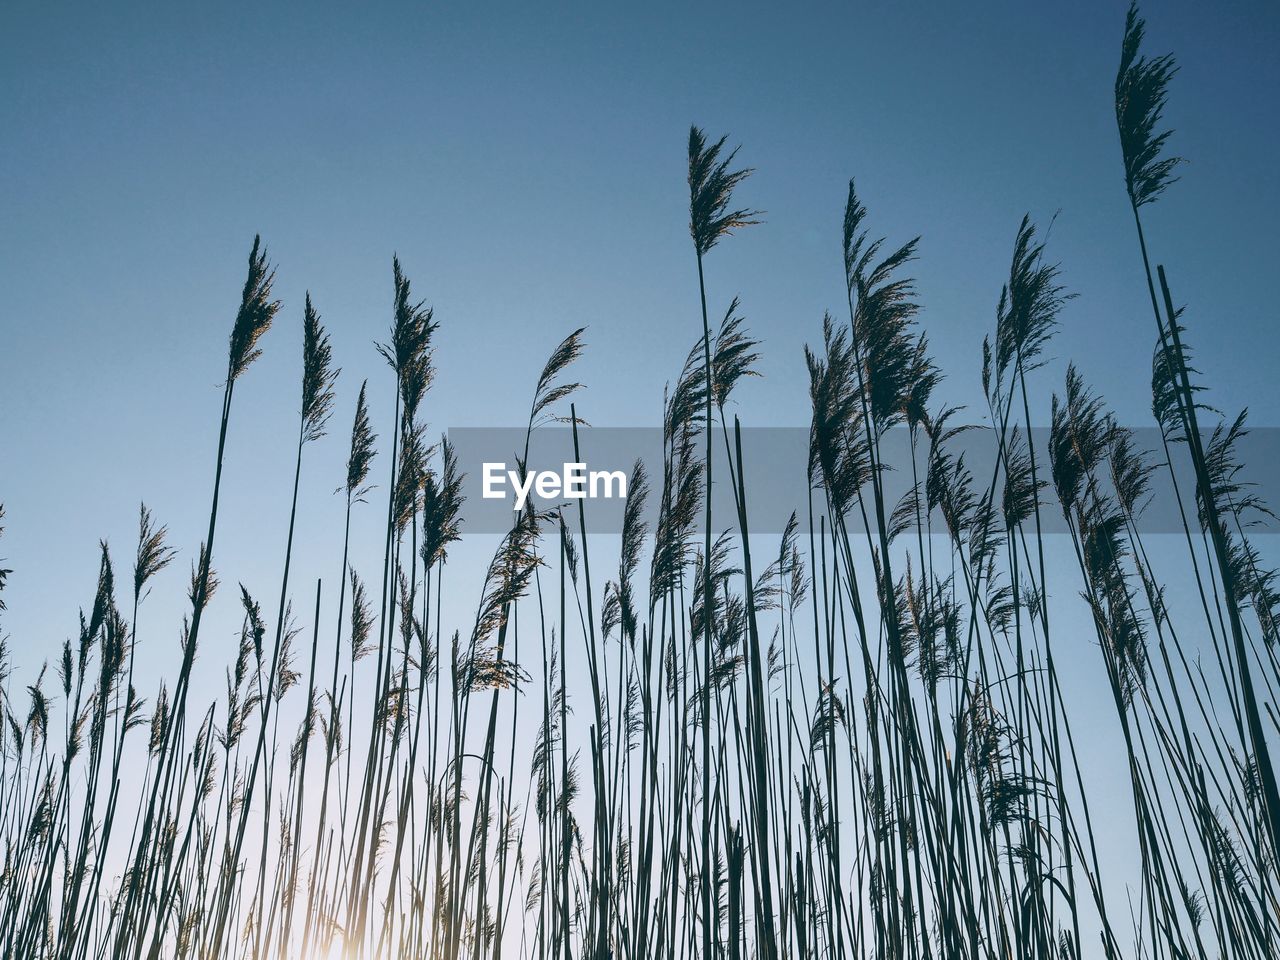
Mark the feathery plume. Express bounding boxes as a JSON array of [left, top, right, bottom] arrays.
[[531, 327, 587, 426], [994, 214, 1073, 386], [842, 180, 923, 429], [617, 459, 649, 642], [346, 380, 378, 497], [421, 436, 466, 569], [301, 293, 339, 443], [688, 126, 761, 257], [1115, 2, 1183, 208], [227, 235, 280, 380], [0, 504, 9, 611], [134, 503, 177, 602], [711, 298, 760, 407], [378, 256, 438, 425], [349, 568, 374, 662]]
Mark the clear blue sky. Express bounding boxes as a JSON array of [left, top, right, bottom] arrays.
[[1, 1, 1277, 937], [6, 0, 1276, 631]]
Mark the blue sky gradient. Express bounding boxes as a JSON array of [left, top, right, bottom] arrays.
[[5, 0, 1276, 645]]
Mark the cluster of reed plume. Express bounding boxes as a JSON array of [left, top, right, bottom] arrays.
[[1, 4, 1277, 958]]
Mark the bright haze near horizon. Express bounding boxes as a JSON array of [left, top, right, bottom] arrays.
[[1, 0, 1278, 937]]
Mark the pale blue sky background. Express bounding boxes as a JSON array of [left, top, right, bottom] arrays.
[[1, 0, 1278, 942], [6, 0, 1276, 644]]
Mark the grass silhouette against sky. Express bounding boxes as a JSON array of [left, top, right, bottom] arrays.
[[1, 2, 1279, 958]]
